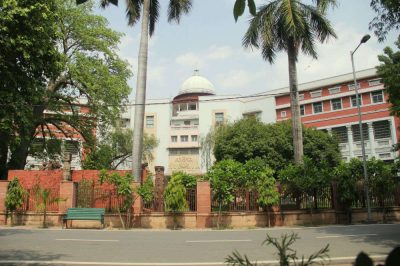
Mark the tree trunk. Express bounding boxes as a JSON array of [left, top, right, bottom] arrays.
[[132, 0, 151, 181], [0, 130, 10, 180], [43, 208, 47, 228], [266, 207, 270, 227], [287, 41, 303, 164], [217, 202, 222, 229]]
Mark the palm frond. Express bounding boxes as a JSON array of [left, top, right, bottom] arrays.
[[168, 0, 192, 23], [149, 0, 160, 36], [125, 0, 143, 26], [225, 250, 257, 266]]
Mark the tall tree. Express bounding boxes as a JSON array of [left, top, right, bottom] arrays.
[[78, 0, 192, 181], [0, 0, 61, 178], [376, 36, 400, 118], [0, 0, 131, 178], [241, 0, 337, 164], [369, 0, 400, 42]]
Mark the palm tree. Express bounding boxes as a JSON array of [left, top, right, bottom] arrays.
[[77, 0, 192, 180], [242, 0, 337, 164]]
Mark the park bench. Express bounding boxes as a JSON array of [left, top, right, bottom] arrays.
[[63, 208, 105, 229]]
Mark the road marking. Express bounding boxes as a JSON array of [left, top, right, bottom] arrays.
[[316, 233, 377, 239], [186, 239, 252, 243], [55, 238, 119, 242], [0, 255, 387, 265]]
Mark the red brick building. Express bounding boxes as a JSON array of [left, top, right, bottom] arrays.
[[275, 68, 399, 162]]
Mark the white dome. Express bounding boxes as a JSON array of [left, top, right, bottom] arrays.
[[178, 70, 215, 95]]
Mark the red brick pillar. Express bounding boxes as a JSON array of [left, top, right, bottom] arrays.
[[141, 163, 148, 184], [0, 181, 9, 224], [154, 166, 166, 212], [196, 181, 211, 228], [59, 181, 77, 213], [272, 182, 283, 226]]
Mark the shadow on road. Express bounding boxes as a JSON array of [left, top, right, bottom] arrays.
[[313, 223, 400, 251], [0, 248, 65, 261], [0, 228, 34, 237]]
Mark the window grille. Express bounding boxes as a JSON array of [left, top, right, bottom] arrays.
[[146, 116, 154, 128], [331, 99, 342, 110], [352, 124, 369, 141], [371, 90, 384, 103], [331, 126, 348, 143], [300, 105, 305, 116], [329, 86, 341, 94], [373, 120, 391, 139], [351, 95, 362, 107], [313, 102, 323, 113], [310, 90, 322, 98], [368, 79, 382, 86]]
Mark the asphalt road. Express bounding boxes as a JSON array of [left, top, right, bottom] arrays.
[[0, 224, 399, 265]]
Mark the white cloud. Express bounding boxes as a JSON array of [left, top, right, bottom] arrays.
[[217, 69, 265, 89], [206, 45, 234, 60], [175, 53, 206, 69]]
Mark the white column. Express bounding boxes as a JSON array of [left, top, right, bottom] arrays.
[[327, 128, 332, 136], [347, 125, 354, 160], [367, 122, 375, 158], [389, 118, 398, 158]]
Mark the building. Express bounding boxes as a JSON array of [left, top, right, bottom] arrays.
[[274, 68, 399, 162], [120, 68, 399, 175]]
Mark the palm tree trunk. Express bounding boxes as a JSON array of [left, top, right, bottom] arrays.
[[132, 0, 151, 181], [287, 41, 304, 164]]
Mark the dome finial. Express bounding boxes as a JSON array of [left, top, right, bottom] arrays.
[[193, 69, 199, 76]]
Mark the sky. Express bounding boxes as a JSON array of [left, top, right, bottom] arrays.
[[94, 0, 398, 100]]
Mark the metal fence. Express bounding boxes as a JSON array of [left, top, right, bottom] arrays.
[[211, 189, 259, 212], [19, 188, 60, 212], [280, 187, 333, 210], [144, 187, 197, 212], [76, 179, 123, 213]]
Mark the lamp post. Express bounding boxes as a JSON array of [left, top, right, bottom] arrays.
[[350, 34, 372, 221]]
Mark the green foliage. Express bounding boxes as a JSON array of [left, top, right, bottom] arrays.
[[377, 36, 400, 118], [214, 119, 341, 175], [367, 158, 397, 206], [5, 178, 26, 213], [99, 170, 134, 228], [226, 233, 329, 266], [5, 177, 26, 226], [82, 130, 158, 170], [0, 0, 131, 175], [333, 159, 363, 205], [32, 184, 65, 228], [171, 171, 197, 188], [136, 175, 154, 205], [244, 158, 279, 208], [233, 0, 256, 22], [242, 0, 337, 64], [207, 159, 246, 207], [164, 175, 188, 213], [369, 0, 400, 42]]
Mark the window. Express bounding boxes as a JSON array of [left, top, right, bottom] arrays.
[[188, 103, 197, 110], [351, 95, 362, 107], [146, 116, 154, 128], [215, 112, 224, 125], [298, 94, 304, 100], [179, 103, 187, 111], [191, 135, 198, 142], [313, 102, 323, 114], [171, 136, 177, 142], [300, 105, 305, 116], [243, 111, 261, 119], [281, 111, 287, 118], [329, 86, 341, 94], [180, 135, 188, 142], [331, 98, 342, 110], [348, 83, 360, 90], [373, 120, 391, 139], [368, 78, 382, 86], [331, 126, 348, 143], [352, 124, 369, 141], [184, 120, 190, 126], [310, 90, 322, 98], [371, 90, 384, 103], [169, 148, 199, 156]]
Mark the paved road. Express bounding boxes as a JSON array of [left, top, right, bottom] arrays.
[[0, 224, 399, 265]]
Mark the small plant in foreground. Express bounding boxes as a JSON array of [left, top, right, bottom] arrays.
[[226, 232, 329, 266]]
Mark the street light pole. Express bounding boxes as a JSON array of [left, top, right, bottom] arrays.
[[350, 34, 372, 221]]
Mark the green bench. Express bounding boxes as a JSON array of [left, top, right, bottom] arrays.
[[63, 208, 105, 229]]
